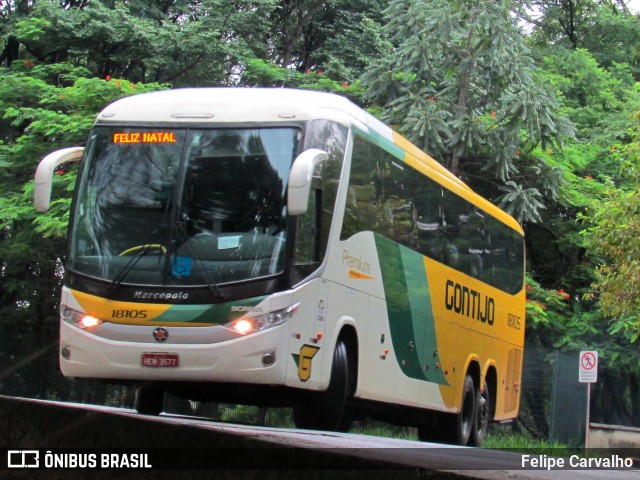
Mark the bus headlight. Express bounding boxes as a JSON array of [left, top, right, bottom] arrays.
[[60, 306, 103, 329], [226, 303, 300, 336]]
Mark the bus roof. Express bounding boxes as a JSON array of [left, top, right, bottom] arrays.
[[97, 88, 363, 124], [97, 88, 522, 234]]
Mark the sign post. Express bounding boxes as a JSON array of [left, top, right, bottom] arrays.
[[579, 351, 598, 448]]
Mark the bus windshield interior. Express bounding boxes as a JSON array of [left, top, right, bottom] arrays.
[[68, 126, 299, 286]]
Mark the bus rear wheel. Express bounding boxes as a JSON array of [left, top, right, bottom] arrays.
[[470, 380, 490, 446], [134, 383, 164, 415], [417, 375, 476, 445], [455, 374, 477, 445], [292, 339, 351, 432]]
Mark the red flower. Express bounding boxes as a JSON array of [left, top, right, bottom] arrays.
[[490, 112, 496, 118], [105, 75, 111, 81]]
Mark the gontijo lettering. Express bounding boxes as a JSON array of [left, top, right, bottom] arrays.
[[445, 279, 495, 326]]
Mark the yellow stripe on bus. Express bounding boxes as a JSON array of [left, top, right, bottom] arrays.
[[71, 289, 172, 324]]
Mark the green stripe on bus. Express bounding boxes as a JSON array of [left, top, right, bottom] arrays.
[[155, 296, 266, 324], [375, 234, 448, 385], [359, 127, 406, 162]]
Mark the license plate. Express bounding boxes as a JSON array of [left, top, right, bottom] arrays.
[[141, 352, 179, 368]]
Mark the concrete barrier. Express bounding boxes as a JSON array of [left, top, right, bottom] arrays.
[[588, 423, 640, 449]]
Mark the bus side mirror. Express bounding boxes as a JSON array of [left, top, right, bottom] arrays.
[[287, 148, 328, 216], [34, 147, 84, 211]]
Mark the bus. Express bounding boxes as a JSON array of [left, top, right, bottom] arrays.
[[34, 88, 525, 446]]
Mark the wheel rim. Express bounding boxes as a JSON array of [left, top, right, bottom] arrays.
[[477, 387, 489, 437], [461, 387, 475, 439]]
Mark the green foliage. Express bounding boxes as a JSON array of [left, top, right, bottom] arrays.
[[265, 0, 387, 79], [362, 0, 575, 223], [240, 58, 367, 104], [0, 64, 166, 239], [581, 115, 640, 336], [6, 0, 279, 85], [528, 1, 640, 79]]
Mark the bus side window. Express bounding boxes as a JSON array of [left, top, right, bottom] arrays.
[[442, 190, 470, 273], [414, 181, 444, 263]]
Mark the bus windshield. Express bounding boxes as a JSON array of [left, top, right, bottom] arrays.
[[68, 126, 299, 286]]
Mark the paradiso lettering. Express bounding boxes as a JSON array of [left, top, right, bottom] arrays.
[[445, 279, 495, 326], [113, 132, 177, 144]]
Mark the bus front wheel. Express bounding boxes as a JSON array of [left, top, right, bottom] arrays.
[[292, 339, 351, 432], [134, 383, 164, 415]]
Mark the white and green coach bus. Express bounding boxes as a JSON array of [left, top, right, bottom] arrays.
[[34, 88, 525, 446]]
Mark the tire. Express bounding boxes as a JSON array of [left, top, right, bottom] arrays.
[[470, 380, 490, 447], [417, 375, 477, 445], [455, 374, 477, 445], [293, 339, 351, 432], [134, 384, 164, 415]]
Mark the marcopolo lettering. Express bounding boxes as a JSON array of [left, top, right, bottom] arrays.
[[133, 290, 189, 301], [445, 279, 495, 326]]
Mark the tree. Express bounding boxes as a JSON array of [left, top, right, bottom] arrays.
[[266, 0, 387, 81], [3, 0, 279, 85], [583, 114, 640, 335], [526, 0, 640, 78], [521, 45, 640, 429], [362, 0, 575, 223]]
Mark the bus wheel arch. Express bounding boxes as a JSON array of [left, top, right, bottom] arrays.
[[292, 325, 358, 432]]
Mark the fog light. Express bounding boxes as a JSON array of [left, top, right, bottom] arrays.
[[61, 346, 71, 360], [262, 352, 276, 366]]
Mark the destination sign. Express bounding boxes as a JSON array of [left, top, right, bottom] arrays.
[[112, 132, 177, 144]]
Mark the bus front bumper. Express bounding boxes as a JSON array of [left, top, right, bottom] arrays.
[[58, 320, 288, 385]]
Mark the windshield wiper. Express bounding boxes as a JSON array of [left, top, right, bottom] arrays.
[[107, 227, 166, 293]]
